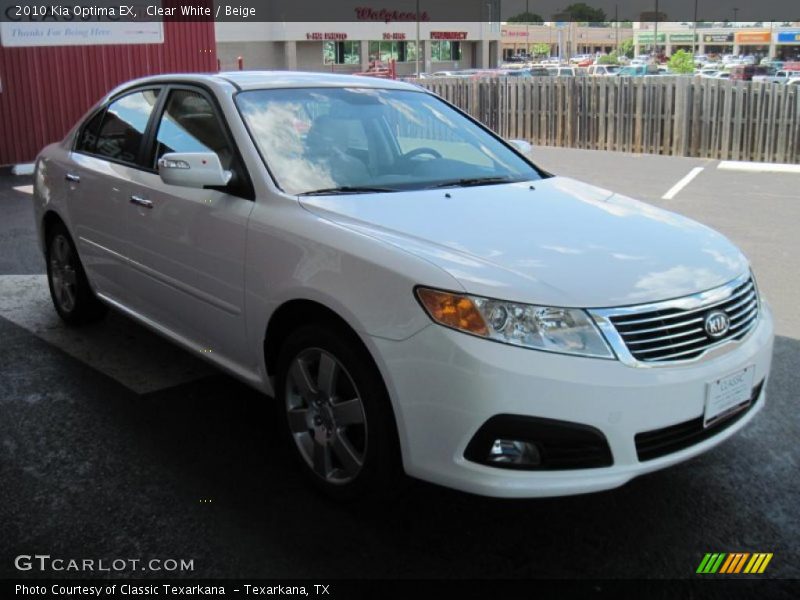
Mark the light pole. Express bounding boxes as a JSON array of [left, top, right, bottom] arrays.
[[526, 0, 530, 57], [653, 0, 659, 59], [692, 0, 698, 57], [733, 8, 739, 23], [415, 0, 420, 77]]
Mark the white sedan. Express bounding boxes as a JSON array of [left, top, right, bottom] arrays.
[[33, 72, 774, 499]]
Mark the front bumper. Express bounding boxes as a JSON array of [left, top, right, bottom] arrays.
[[371, 302, 774, 498]]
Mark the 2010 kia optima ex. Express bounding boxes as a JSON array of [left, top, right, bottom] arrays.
[[33, 72, 774, 499]]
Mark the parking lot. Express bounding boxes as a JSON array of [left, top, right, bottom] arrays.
[[0, 147, 798, 585]]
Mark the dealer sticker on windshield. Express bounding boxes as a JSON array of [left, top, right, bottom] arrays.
[[705, 366, 755, 428]]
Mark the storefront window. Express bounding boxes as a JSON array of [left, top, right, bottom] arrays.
[[323, 41, 361, 65], [431, 41, 462, 62], [368, 41, 417, 63]]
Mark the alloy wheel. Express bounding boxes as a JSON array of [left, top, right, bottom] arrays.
[[285, 348, 368, 485], [49, 234, 78, 314]]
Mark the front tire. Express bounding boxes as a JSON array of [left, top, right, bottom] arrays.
[[276, 322, 401, 500], [45, 223, 108, 325]]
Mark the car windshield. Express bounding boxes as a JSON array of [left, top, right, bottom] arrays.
[[235, 87, 543, 195]]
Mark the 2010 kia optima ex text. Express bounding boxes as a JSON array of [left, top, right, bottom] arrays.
[[33, 72, 774, 499]]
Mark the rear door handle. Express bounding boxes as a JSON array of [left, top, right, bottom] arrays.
[[65, 173, 80, 183], [130, 195, 153, 209]]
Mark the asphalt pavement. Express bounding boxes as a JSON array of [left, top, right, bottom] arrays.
[[0, 150, 798, 587]]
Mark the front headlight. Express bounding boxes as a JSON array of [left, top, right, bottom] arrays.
[[416, 287, 615, 359]]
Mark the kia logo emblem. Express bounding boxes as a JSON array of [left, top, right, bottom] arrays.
[[704, 311, 731, 338]]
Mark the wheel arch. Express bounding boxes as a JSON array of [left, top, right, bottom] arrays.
[[42, 209, 68, 248], [263, 298, 406, 466]]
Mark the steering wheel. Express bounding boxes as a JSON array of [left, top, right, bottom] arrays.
[[402, 147, 442, 160]]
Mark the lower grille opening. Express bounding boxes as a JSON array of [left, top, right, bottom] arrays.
[[635, 379, 765, 462], [464, 415, 613, 471]]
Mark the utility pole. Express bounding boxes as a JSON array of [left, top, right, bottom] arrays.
[[415, 0, 420, 77], [692, 0, 698, 57], [615, 4, 619, 54], [525, 0, 529, 56], [653, 0, 659, 58]]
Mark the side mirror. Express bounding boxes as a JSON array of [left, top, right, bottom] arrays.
[[507, 139, 533, 155], [157, 152, 232, 189]]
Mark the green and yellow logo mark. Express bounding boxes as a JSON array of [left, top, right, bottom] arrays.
[[696, 553, 773, 574]]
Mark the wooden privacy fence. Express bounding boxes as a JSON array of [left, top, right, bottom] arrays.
[[413, 77, 800, 163]]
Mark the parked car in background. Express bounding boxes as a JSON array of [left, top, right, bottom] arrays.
[[729, 65, 768, 81], [526, 67, 552, 77], [787, 77, 800, 86], [586, 65, 620, 77], [547, 66, 578, 77], [33, 71, 773, 499], [694, 54, 709, 67], [500, 62, 529, 70], [760, 59, 784, 70], [618, 65, 657, 77], [714, 71, 732, 79], [569, 54, 593, 65], [752, 70, 794, 84]]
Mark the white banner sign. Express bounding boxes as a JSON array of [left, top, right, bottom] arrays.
[[1, 21, 163, 47]]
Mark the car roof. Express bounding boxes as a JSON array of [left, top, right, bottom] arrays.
[[109, 71, 419, 96], [218, 70, 418, 91]]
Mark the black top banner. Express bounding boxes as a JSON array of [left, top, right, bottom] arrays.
[[0, 0, 799, 22]]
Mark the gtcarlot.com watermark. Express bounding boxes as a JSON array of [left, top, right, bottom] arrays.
[[14, 554, 194, 573]]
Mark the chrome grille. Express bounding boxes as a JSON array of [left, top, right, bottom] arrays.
[[591, 274, 759, 365]]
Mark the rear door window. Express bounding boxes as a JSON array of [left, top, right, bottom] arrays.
[[92, 89, 161, 166], [75, 109, 106, 154]]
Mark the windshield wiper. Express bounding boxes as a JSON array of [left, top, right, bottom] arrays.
[[297, 186, 397, 196], [428, 176, 516, 189]]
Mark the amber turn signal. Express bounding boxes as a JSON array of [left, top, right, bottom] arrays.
[[416, 288, 489, 336]]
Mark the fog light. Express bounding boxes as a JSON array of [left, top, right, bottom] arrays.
[[488, 439, 541, 466]]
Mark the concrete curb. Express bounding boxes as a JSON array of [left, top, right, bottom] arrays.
[[718, 161, 800, 174]]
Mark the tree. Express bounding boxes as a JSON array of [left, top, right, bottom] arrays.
[[561, 3, 606, 22], [668, 49, 695, 74], [597, 54, 618, 65], [507, 11, 544, 23], [532, 43, 551, 57], [617, 39, 634, 59]]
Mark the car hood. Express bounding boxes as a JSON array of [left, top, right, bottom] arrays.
[[299, 177, 749, 308]]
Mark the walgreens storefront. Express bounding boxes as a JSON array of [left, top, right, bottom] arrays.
[[215, 22, 501, 76]]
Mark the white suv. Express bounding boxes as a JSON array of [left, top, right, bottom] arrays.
[[33, 72, 774, 499]]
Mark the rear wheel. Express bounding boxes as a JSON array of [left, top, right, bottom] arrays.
[[46, 223, 107, 325], [276, 322, 400, 499]]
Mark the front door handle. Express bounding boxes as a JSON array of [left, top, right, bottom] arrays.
[[65, 173, 80, 183], [130, 195, 153, 209]]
